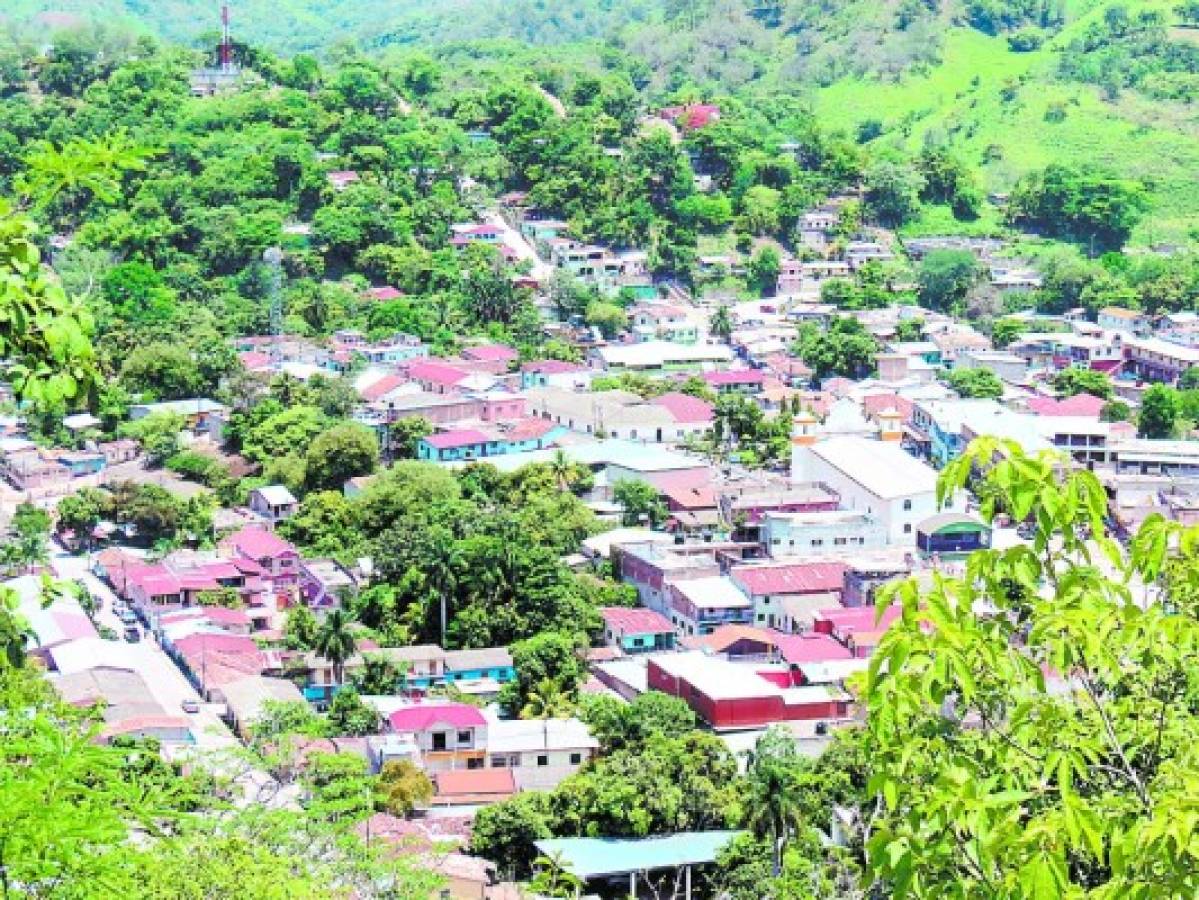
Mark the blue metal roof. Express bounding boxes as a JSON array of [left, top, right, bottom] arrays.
[[534, 831, 746, 879]]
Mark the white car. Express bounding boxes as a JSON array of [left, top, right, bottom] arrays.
[[181, 699, 200, 714]]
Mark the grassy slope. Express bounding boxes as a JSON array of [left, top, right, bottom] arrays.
[[809, 1, 1199, 245]]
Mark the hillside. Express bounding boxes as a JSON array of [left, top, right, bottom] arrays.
[[6, 0, 1199, 243]]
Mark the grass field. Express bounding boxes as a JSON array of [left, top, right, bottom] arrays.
[[810, 13, 1199, 247]]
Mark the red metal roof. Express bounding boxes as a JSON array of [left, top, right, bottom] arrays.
[[409, 361, 470, 386], [363, 286, 403, 301], [360, 373, 408, 402], [425, 429, 489, 450], [227, 526, 297, 561], [599, 606, 675, 635], [389, 704, 487, 732], [462, 344, 518, 363], [703, 370, 766, 386], [730, 562, 848, 597], [814, 605, 901, 635], [1025, 393, 1106, 418], [652, 392, 714, 424], [772, 631, 853, 665], [434, 767, 515, 799]]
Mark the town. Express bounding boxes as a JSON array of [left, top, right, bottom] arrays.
[[5, 3, 1199, 898]]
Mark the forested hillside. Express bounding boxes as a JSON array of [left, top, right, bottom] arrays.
[[6, 0, 1199, 242]]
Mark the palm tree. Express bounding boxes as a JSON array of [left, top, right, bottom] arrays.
[[422, 531, 461, 646], [353, 654, 401, 695], [521, 677, 576, 749], [710, 303, 733, 341], [745, 754, 803, 877], [548, 448, 573, 492], [314, 608, 357, 687]]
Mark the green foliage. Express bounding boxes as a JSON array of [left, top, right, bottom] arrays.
[[304, 422, 379, 492], [579, 690, 697, 753], [1139, 383, 1181, 438], [378, 759, 433, 816], [865, 438, 1199, 897], [612, 477, 667, 528], [945, 367, 1004, 399], [1008, 163, 1149, 251], [794, 317, 879, 380], [917, 249, 985, 313], [325, 686, 379, 737], [1053, 367, 1113, 400]]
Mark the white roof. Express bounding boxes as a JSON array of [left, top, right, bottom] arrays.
[[253, 485, 298, 506], [63, 413, 101, 430], [222, 676, 305, 724], [582, 527, 673, 558], [133, 398, 227, 415], [673, 576, 750, 610], [806, 436, 939, 500], [651, 652, 778, 701], [485, 717, 599, 754], [597, 341, 733, 367], [1127, 336, 1199, 363], [794, 658, 871, 684]]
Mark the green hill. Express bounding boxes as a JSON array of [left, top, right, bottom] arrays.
[[7, 0, 1199, 243]]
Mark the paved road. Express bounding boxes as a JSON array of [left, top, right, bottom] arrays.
[[485, 210, 553, 280]]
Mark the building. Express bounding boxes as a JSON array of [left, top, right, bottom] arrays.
[[387, 703, 489, 773], [647, 652, 851, 729], [667, 576, 754, 636], [910, 399, 1051, 466], [729, 562, 847, 632], [524, 387, 713, 444], [416, 419, 566, 462], [1097, 306, 1154, 336], [599, 606, 677, 653], [129, 398, 228, 436], [248, 485, 299, 524], [915, 512, 991, 557], [791, 435, 950, 545], [1125, 336, 1199, 385], [221, 527, 301, 592], [629, 304, 698, 344], [594, 341, 733, 374], [760, 509, 887, 556]]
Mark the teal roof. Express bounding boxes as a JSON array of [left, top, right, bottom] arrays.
[[534, 831, 746, 879]]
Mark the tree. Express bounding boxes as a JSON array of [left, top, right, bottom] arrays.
[[502, 631, 588, 714], [283, 604, 319, 650], [991, 318, 1027, 349], [470, 792, 554, 880], [794, 318, 879, 380], [57, 488, 107, 547], [747, 246, 781, 297], [863, 437, 1199, 897], [520, 677, 575, 720], [945, 367, 1004, 399], [389, 416, 432, 460], [1101, 399, 1132, 422], [585, 301, 627, 339], [1138, 383, 1180, 438], [378, 759, 433, 816], [1180, 366, 1199, 391], [710, 304, 734, 340], [917, 250, 984, 313], [1053, 367, 1113, 399], [300, 751, 375, 823], [305, 422, 379, 492], [580, 691, 697, 752], [864, 161, 924, 227], [195, 588, 243, 609], [613, 478, 667, 527], [326, 686, 379, 736], [353, 654, 403, 695], [118, 411, 184, 465], [745, 729, 806, 877], [313, 608, 357, 686]]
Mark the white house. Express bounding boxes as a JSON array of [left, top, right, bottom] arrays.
[[791, 435, 954, 545], [248, 485, 299, 524]]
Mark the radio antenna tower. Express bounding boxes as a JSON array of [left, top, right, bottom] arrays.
[[219, 4, 234, 72], [263, 246, 284, 366]]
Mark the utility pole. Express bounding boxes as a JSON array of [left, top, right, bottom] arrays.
[[220, 4, 233, 73]]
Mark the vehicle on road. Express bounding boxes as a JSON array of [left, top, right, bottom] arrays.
[[181, 698, 200, 714], [123, 625, 141, 643]]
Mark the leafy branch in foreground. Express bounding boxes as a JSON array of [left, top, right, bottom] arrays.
[[864, 437, 1199, 898]]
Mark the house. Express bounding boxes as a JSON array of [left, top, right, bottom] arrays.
[[417, 420, 566, 462], [1098, 306, 1153, 336], [129, 398, 228, 437], [223, 676, 306, 737], [221, 527, 301, 592], [910, 398, 1052, 466], [647, 652, 851, 730], [594, 341, 733, 374], [659, 103, 721, 130], [729, 562, 847, 632], [703, 370, 766, 395], [432, 768, 515, 806], [299, 558, 358, 609], [248, 485, 299, 524], [362, 285, 403, 302], [668, 575, 754, 637], [599, 606, 677, 653], [387, 703, 489, 773], [791, 435, 952, 546], [1125, 336, 1199, 385], [327, 170, 360, 191], [628, 304, 698, 344], [53, 666, 192, 745], [761, 509, 887, 556], [485, 717, 599, 791], [520, 360, 593, 391]]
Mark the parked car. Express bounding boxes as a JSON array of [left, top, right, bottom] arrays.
[[123, 625, 141, 643], [181, 698, 200, 714], [118, 608, 138, 625]]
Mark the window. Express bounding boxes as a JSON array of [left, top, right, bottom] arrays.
[[569, 753, 582, 765], [466, 757, 483, 769], [490, 756, 508, 767], [811, 539, 823, 547], [431, 732, 447, 751], [903, 499, 912, 511], [537, 755, 549, 767], [457, 730, 472, 745], [834, 537, 846, 546], [903, 523, 912, 534]]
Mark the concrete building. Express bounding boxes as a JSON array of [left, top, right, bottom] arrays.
[[791, 435, 950, 545]]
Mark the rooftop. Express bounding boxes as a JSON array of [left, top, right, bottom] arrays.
[[535, 831, 745, 880], [672, 576, 751, 610], [804, 437, 938, 500], [730, 562, 848, 597], [600, 606, 675, 635]]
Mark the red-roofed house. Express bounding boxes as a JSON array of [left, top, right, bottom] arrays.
[[432, 768, 515, 806], [408, 361, 472, 395], [239, 350, 272, 372], [462, 344, 519, 365], [703, 369, 766, 394], [362, 285, 403, 302], [1025, 393, 1106, 418], [651, 392, 714, 424], [599, 606, 676, 653], [221, 527, 301, 592], [812, 605, 902, 658], [388, 704, 488, 772], [359, 373, 409, 403], [327, 170, 360, 191], [730, 562, 847, 632], [660, 104, 721, 131]]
